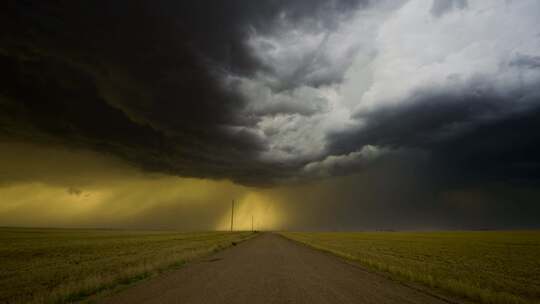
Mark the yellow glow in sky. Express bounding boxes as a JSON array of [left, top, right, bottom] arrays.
[[0, 142, 287, 230], [215, 192, 287, 231]]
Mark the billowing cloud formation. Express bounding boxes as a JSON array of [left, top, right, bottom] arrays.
[[231, 0, 540, 172], [0, 0, 369, 186], [1, 1, 540, 229], [302, 145, 390, 178], [328, 0, 540, 186]]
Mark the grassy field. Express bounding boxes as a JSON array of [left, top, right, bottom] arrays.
[[282, 231, 540, 304], [0, 227, 255, 304]]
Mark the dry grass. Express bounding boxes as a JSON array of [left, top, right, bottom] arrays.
[[0, 227, 255, 304], [282, 231, 540, 304]]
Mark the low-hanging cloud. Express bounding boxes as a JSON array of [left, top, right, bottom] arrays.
[[302, 145, 389, 178]]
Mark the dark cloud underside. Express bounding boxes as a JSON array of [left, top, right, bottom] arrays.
[[329, 85, 540, 186], [0, 1, 367, 185]]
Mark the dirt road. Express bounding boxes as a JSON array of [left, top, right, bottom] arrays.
[[101, 233, 451, 304]]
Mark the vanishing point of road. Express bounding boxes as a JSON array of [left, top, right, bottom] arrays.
[[101, 233, 452, 304]]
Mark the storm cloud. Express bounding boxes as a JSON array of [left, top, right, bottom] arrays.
[[0, 0, 368, 185], [1, 0, 540, 229]]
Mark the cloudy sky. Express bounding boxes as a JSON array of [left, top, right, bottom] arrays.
[[1, 0, 539, 230]]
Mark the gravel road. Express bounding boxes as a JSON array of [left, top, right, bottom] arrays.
[[101, 233, 451, 304]]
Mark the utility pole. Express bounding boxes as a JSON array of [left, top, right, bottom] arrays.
[[251, 215, 254, 232], [230, 200, 235, 232]]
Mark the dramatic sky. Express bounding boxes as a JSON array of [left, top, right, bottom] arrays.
[[1, 0, 539, 230]]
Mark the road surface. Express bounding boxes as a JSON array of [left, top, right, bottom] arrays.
[[101, 233, 452, 304]]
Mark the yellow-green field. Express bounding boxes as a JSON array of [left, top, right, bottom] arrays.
[[0, 227, 254, 304], [282, 231, 540, 304]]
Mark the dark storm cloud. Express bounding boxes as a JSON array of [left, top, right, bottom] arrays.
[[0, 1, 366, 185], [430, 0, 467, 17], [328, 80, 540, 186], [0, 0, 538, 190], [510, 53, 540, 69], [1, 0, 539, 231]]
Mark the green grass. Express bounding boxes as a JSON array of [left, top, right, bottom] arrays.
[[0, 227, 255, 304], [282, 231, 540, 304]]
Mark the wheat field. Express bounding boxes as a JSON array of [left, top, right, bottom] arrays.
[[0, 227, 254, 304]]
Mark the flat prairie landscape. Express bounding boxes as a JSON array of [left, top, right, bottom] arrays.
[[282, 231, 540, 304], [0, 228, 254, 304], [3, 229, 540, 304]]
